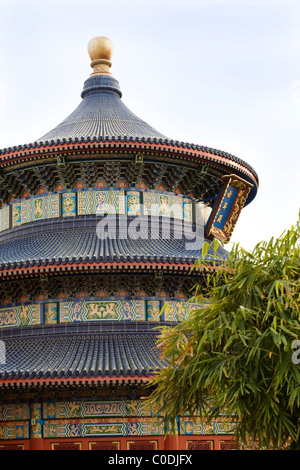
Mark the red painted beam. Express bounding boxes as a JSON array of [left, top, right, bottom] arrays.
[[0, 375, 154, 386], [0, 260, 207, 278]]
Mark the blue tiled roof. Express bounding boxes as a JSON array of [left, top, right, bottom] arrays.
[[37, 75, 167, 143], [0, 322, 169, 380], [0, 217, 228, 270], [0, 74, 259, 196]]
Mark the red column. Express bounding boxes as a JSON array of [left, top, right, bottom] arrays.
[[164, 435, 180, 450], [30, 437, 45, 450], [30, 403, 44, 450]]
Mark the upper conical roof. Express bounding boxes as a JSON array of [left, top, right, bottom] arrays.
[[37, 75, 167, 143], [37, 37, 167, 144]]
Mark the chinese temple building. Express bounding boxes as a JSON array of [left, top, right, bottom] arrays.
[[0, 37, 258, 451]]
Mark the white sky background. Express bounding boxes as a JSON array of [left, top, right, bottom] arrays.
[[0, 0, 299, 252]]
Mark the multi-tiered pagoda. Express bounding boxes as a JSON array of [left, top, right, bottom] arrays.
[[0, 37, 258, 451]]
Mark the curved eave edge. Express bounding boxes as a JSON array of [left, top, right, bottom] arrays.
[[0, 259, 219, 278], [0, 375, 155, 385], [0, 137, 259, 191]]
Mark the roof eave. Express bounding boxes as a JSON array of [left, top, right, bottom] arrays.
[[0, 138, 258, 190]]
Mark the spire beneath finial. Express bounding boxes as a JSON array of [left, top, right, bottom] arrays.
[[88, 36, 113, 75]]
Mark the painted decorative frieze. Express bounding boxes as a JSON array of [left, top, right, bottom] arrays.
[[163, 301, 197, 322], [44, 400, 146, 419], [0, 189, 204, 233], [179, 417, 236, 435], [59, 299, 145, 322], [0, 414, 235, 440], [43, 417, 164, 438], [0, 299, 195, 328], [0, 404, 30, 421], [0, 402, 235, 440], [0, 304, 42, 328], [11, 194, 60, 228], [22, 193, 59, 223], [0, 422, 29, 440]]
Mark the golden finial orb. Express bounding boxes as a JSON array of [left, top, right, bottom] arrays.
[[88, 36, 113, 75]]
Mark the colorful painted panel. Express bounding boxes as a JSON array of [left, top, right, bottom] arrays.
[[84, 422, 124, 437], [0, 206, 9, 232], [143, 192, 159, 217], [0, 422, 30, 440], [167, 193, 183, 219], [195, 202, 211, 226], [43, 303, 58, 324], [61, 192, 77, 217], [183, 198, 193, 222], [158, 193, 171, 217], [21, 197, 35, 223], [205, 174, 253, 243], [143, 192, 184, 219], [32, 196, 45, 221], [43, 400, 146, 420], [30, 403, 43, 439], [22, 196, 42, 223], [0, 304, 41, 328], [163, 301, 197, 322], [126, 191, 141, 216], [0, 189, 200, 233], [0, 404, 30, 422], [146, 301, 161, 321], [11, 202, 22, 227], [30, 194, 59, 220], [43, 417, 164, 438], [78, 189, 125, 215], [44, 193, 60, 219], [179, 418, 236, 435], [59, 299, 145, 323]]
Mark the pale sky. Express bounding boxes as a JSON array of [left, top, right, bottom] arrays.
[[0, 0, 299, 252]]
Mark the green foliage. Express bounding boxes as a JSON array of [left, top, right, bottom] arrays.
[[147, 215, 300, 449]]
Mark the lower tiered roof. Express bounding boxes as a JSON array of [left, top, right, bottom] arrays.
[[0, 216, 228, 273], [0, 322, 169, 383]]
